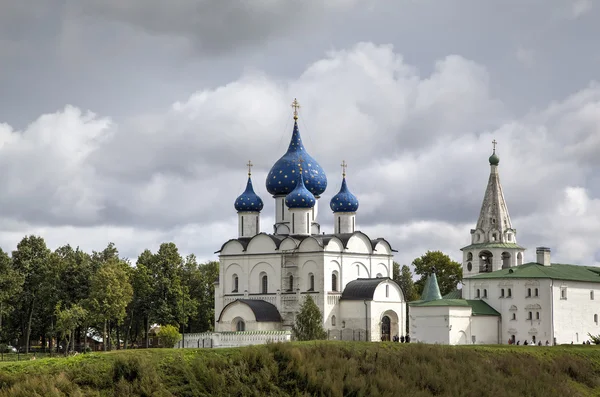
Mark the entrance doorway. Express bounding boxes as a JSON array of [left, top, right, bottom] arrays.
[[381, 316, 391, 341]]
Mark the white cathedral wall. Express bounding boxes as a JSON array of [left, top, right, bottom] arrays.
[[409, 306, 453, 344], [469, 316, 499, 344], [552, 281, 600, 344]]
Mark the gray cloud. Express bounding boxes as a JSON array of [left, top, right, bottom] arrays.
[[0, 1, 599, 268]]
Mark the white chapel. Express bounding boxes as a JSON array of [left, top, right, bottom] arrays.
[[410, 143, 600, 345], [213, 99, 407, 342]]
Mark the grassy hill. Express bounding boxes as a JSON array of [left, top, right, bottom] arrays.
[[1, 342, 600, 396]]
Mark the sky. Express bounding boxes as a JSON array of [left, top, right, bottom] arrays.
[[0, 0, 599, 267]]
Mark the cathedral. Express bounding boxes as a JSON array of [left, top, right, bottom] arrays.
[[213, 100, 406, 342], [410, 143, 600, 345]]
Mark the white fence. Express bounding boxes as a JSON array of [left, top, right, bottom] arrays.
[[176, 331, 292, 349]]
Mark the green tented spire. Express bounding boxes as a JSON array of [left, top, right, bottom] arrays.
[[420, 272, 442, 302]]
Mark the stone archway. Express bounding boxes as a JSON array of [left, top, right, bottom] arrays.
[[380, 310, 400, 341], [479, 250, 493, 272]]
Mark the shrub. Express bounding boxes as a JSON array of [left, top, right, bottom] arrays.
[[157, 324, 182, 348]]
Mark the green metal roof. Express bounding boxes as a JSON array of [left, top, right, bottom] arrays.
[[461, 242, 525, 251], [443, 290, 463, 299], [409, 297, 500, 316], [409, 299, 469, 307], [468, 262, 600, 283], [420, 273, 443, 302], [466, 300, 500, 316]]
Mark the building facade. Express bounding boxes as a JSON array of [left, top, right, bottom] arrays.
[[213, 100, 407, 342], [410, 143, 600, 345]]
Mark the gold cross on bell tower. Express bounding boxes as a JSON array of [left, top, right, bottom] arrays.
[[246, 160, 253, 176], [341, 160, 347, 178], [291, 98, 301, 120], [492, 139, 497, 153]]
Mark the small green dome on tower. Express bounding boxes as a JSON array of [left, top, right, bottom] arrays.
[[489, 152, 499, 165], [489, 139, 499, 165]]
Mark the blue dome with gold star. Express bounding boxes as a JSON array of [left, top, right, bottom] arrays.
[[234, 176, 264, 212], [330, 177, 359, 212], [266, 120, 327, 196], [285, 172, 316, 209]]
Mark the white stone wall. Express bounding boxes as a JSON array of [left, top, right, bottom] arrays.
[[552, 280, 600, 344], [409, 306, 453, 344], [289, 208, 312, 235], [238, 212, 260, 238], [333, 213, 355, 234], [470, 316, 499, 344]]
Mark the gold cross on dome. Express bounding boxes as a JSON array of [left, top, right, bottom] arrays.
[[297, 155, 305, 173], [341, 160, 347, 177], [291, 98, 301, 120], [492, 139, 497, 153], [246, 160, 253, 176]]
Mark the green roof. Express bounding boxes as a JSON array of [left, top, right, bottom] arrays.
[[461, 242, 525, 251], [409, 297, 500, 316], [466, 300, 500, 316], [409, 299, 469, 307], [420, 273, 442, 302], [469, 262, 600, 283], [443, 290, 463, 299]]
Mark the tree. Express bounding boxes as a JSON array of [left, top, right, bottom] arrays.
[[292, 296, 327, 341], [392, 262, 418, 302], [88, 258, 133, 351], [184, 258, 219, 333], [157, 324, 181, 348], [11, 236, 51, 353], [412, 251, 462, 297], [55, 304, 87, 354], [0, 248, 23, 340]]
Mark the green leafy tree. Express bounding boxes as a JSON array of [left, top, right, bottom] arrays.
[[55, 304, 87, 354], [292, 296, 327, 341], [412, 251, 462, 297], [184, 259, 219, 333], [11, 236, 51, 353], [0, 248, 23, 340], [88, 258, 133, 351], [157, 324, 182, 348], [393, 262, 419, 302]]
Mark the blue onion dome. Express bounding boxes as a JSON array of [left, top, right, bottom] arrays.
[[330, 177, 359, 212], [234, 176, 264, 212], [285, 171, 316, 209], [266, 120, 327, 197]]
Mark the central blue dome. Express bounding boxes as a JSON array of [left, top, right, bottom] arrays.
[[234, 177, 264, 212], [285, 172, 316, 208], [330, 177, 359, 212], [266, 121, 327, 196]]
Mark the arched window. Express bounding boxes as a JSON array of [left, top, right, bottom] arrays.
[[595, 314, 598, 324], [232, 274, 239, 293], [332, 272, 338, 292], [511, 313, 516, 320], [483, 289, 488, 298], [527, 288, 531, 297], [467, 252, 473, 261], [261, 274, 268, 294], [528, 311, 533, 320], [500, 289, 505, 297], [236, 319, 245, 332], [331, 315, 336, 327], [517, 252, 523, 266], [385, 285, 389, 298], [309, 273, 315, 291], [591, 291, 595, 300], [288, 274, 294, 291], [476, 289, 481, 298], [376, 273, 383, 278], [508, 288, 512, 297], [536, 312, 540, 320], [535, 288, 539, 297]]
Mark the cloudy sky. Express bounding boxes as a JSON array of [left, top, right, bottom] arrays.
[[1, 0, 599, 268]]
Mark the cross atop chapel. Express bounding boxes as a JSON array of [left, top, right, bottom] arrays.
[[291, 98, 300, 120]]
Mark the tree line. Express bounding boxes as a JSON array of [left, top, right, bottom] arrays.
[[0, 235, 218, 353]]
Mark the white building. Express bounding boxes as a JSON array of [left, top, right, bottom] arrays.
[[213, 100, 406, 343], [410, 143, 600, 345]]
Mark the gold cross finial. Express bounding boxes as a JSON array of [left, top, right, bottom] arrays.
[[291, 98, 300, 120], [341, 160, 347, 178], [246, 160, 253, 176], [492, 139, 497, 153]]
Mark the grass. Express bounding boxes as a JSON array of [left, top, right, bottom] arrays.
[[0, 342, 600, 396]]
